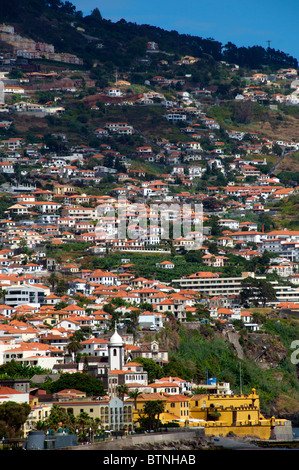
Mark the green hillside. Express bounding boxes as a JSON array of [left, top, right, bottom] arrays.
[[0, 0, 297, 70]]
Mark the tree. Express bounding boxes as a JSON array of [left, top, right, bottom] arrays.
[[42, 404, 75, 434], [258, 279, 277, 307], [128, 389, 142, 409], [248, 252, 271, 274], [66, 338, 83, 362], [43, 372, 105, 396], [232, 100, 253, 124], [134, 357, 163, 383], [8, 69, 23, 79], [139, 400, 164, 431], [0, 401, 31, 438], [207, 404, 221, 421], [185, 251, 203, 263], [35, 406, 101, 442], [54, 280, 68, 296], [240, 277, 277, 307], [240, 277, 260, 307], [70, 330, 88, 342], [272, 143, 283, 156], [48, 272, 59, 290], [54, 301, 68, 310], [210, 215, 221, 236], [222, 42, 239, 63], [0, 360, 50, 379], [75, 411, 92, 440], [61, 0, 76, 15], [117, 384, 128, 401], [202, 197, 223, 212], [90, 7, 102, 21]]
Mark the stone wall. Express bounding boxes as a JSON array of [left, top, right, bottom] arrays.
[[68, 428, 205, 450], [272, 421, 293, 441]]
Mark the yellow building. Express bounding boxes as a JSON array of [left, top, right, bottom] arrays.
[[133, 392, 167, 411], [24, 404, 52, 437], [56, 396, 133, 432], [190, 387, 261, 425], [189, 388, 292, 440], [133, 393, 191, 426], [132, 389, 293, 440], [163, 394, 190, 425]]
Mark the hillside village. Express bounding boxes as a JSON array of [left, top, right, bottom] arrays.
[[0, 7, 299, 447]]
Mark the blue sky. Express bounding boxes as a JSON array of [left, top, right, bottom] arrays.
[[72, 0, 299, 61]]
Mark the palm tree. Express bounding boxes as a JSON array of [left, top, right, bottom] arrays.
[[128, 389, 142, 409], [117, 384, 128, 401], [142, 400, 164, 431], [75, 411, 92, 441], [66, 339, 83, 362], [90, 417, 102, 439], [44, 404, 75, 433]]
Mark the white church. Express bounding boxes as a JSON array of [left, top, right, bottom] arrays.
[[108, 326, 149, 397]]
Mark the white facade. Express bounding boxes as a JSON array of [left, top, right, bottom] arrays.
[[0, 387, 29, 404], [108, 328, 124, 371], [4, 284, 50, 307]]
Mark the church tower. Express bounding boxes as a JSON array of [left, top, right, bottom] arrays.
[[108, 323, 124, 371]]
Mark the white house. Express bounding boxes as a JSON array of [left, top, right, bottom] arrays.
[[80, 338, 109, 357], [138, 311, 165, 329], [87, 269, 119, 286], [107, 88, 122, 97], [156, 260, 175, 269], [218, 219, 240, 231], [0, 385, 29, 404], [2, 342, 64, 369], [150, 376, 192, 394], [122, 361, 148, 386]]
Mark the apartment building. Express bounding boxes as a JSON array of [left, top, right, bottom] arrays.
[[56, 396, 133, 432], [173, 272, 252, 297], [61, 205, 98, 220], [173, 272, 299, 304], [4, 284, 50, 307]]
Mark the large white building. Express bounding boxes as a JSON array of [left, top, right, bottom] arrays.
[[4, 284, 50, 307]]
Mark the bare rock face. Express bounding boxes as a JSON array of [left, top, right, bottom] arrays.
[[241, 332, 288, 368]]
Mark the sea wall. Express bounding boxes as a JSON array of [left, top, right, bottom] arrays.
[[272, 421, 294, 441], [67, 428, 206, 450]]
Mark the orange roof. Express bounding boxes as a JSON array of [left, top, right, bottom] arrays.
[[188, 271, 219, 278]]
